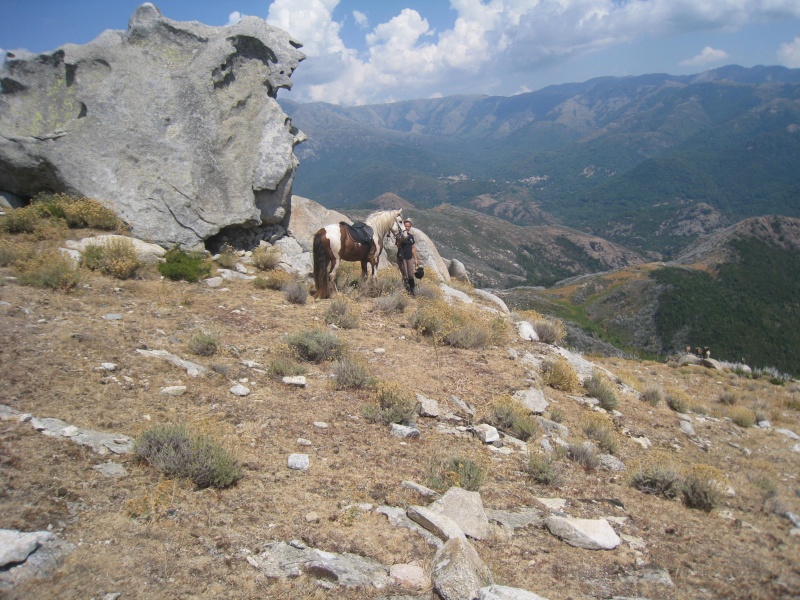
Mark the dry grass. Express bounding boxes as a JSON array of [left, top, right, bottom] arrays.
[[0, 220, 799, 599]]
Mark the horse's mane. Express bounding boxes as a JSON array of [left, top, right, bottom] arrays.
[[365, 209, 401, 234]]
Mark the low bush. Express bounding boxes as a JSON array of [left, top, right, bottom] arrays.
[[367, 380, 418, 426], [188, 330, 219, 356], [373, 290, 409, 314], [82, 238, 140, 280], [640, 386, 664, 406], [567, 442, 599, 470], [489, 396, 538, 441], [540, 357, 579, 392], [752, 366, 793, 385], [158, 245, 211, 282], [267, 353, 307, 377], [718, 391, 738, 405], [584, 372, 617, 411], [251, 245, 281, 270], [1, 205, 40, 233], [548, 407, 565, 423], [728, 406, 756, 428], [0, 240, 29, 266], [426, 455, 486, 492], [17, 250, 80, 290], [216, 243, 239, 269], [665, 390, 689, 413], [411, 299, 507, 349], [135, 424, 242, 489], [581, 413, 618, 455], [282, 280, 308, 304], [332, 356, 375, 390], [360, 270, 402, 298], [253, 270, 293, 290], [286, 329, 345, 363], [324, 296, 359, 329], [527, 453, 561, 486], [681, 465, 724, 512], [630, 460, 681, 499], [532, 318, 567, 345]]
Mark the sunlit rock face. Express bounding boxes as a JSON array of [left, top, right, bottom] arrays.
[[0, 2, 305, 248]]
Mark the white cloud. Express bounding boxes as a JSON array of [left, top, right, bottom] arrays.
[[227, 11, 243, 26], [269, 0, 800, 105], [353, 10, 368, 28], [778, 36, 800, 68], [680, 46, 729, 67]]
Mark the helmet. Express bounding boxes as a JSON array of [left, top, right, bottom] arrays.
[[414, 266, 424, 279]]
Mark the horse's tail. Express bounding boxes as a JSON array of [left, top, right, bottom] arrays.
[[312, 229, 330, 299]]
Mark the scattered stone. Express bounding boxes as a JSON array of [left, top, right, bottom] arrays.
[[449, 396, 476, 418], [297, 438, 313, 447], [305, 512, 320, 523], [429, 487, 491, 541], [391, 424, 421, 439], [136, 349, 208, 377], [513, 388, 548, 414], [390, 563, 429, 590], [204, 277, 224, 288], [500, 434, 530, 455], [401, 481, 440, 499], [376, 506, 444, 548], [374, 348, 386, 355], [598, 454, 626, 472], [28, 416, 133, 455], [536, 498, 567, 512], [93, 462, 128, 478], [473, 424, 500, 444], [100, 363, 117, 371], [776, 428, 800, 441], [631, 436, 652, 449], [545, 516, 621, 550], [535, 416, 568, 438], [103, 314, 122, 321], [217, 269, 256, 281], [0, 530, 53, 567], [432, 536, 493, 600], [516, 321, 539, 342], [485, 508, 544, 533], [160, 385, 187, 397], [313, 422, 328, 429], [288, 454, 310, 471], [407, 506, 465, 541], [417, 394, 441, 418], [478, 584, 550, 600], [0, 530, 73, 589], [282, 375, 307, 387], [679, 420, 696, 437], [440, 284, 473, 304], [230, 384, 251, 397]]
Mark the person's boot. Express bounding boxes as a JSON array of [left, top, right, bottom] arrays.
[[408, 277, 416, 296], [403, 278, 411, 293]]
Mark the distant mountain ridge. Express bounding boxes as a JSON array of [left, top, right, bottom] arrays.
[[281, 64, 800, 259]]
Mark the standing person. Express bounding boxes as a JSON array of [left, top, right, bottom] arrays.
[[397, 218, 419, 295]]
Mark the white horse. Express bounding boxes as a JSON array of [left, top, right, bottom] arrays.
[[312, 209, 403, 299]]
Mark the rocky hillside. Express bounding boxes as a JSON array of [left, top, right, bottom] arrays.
[[1, 217, 799, 599]]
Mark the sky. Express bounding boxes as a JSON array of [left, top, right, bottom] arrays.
[[2, 0, 800, 106]]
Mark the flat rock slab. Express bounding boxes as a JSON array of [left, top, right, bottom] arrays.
[[545, 516, 621, 550], [136, 349, 208, 377], [29, 417, 133, 455], [512, 388, 548, 414], [0, 530, 53, 567], [432, 536, 493, 600], [0, 530, 73, 590], [478, 584, 550, 600], [430, 487, 491, 541], [407, 506, 465, 541], [247, 541, 391, 589], [486, 508, 544, 532]]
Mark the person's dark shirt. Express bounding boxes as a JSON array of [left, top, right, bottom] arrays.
[[398, 232, 415, 260]]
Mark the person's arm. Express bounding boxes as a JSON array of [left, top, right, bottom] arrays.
[[411, 243, 418, 267]]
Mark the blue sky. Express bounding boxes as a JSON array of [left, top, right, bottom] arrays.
[[2, 1, 800, 105]]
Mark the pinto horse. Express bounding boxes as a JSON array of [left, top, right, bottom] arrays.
[[312, 209, 403, 299]]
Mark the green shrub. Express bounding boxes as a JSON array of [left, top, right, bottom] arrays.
[[188, 330, 219, 356], [251, 245, 281, 270], [18, 250, 79, 290], [630, 463, 681, 499], [640, 386, 664, 406], [82, 238, 140, 279], [282, 280, 308, 304], [681, 466, 723, 512], [158, 245, 211, 282], [332, 356, 375, 390], [665, 390, 688, 413], [216, 243, 239, 269], [527, 453, 561, 486], [267, 353, 307, 377], [286, 329, 345, 363], [532, 318, 566, 345], [584, 372, 617, 411], [581, 413, 618, 455], [0, 240, 28, 266], [1, 205, 40, 233], [368, 381, 418, 425], [135, 424, 242, 489], [541, 357, 579, 392], [548, 407, 565, 423], [566, 442, 599, 470], [426, 455, 486, 492], [489, 397, 538, 441], [728, 406, 756, 428], [325, 296, 359, 329], [373, 290, 409, 313]]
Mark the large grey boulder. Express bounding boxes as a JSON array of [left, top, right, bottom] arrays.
[[431, 536, 493, 600], [0, 3, 305, 249], [288, 195, 350, 252]]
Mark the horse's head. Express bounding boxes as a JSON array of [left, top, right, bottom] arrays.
[[387, 212, 404, 242]]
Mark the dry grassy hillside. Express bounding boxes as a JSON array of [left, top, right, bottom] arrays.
[[1, 213, 799, 599]]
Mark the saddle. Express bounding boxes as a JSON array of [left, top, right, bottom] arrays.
[[342, 221, 375, 251]]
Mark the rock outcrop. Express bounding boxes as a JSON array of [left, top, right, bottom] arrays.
[[0, 3, 305, 248]]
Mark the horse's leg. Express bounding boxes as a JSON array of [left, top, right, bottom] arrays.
[[361, 259, 368, 281]]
